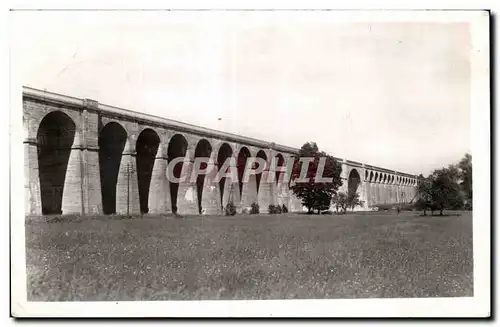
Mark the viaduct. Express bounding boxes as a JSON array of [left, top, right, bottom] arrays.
[[23, 86, 418, 216]]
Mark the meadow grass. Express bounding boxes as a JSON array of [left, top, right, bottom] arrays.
[[25, 211, 473, 301]]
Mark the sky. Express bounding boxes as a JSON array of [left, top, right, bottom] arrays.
[[12, 11, 472, 176]]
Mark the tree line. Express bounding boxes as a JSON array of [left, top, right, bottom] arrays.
[[415, 153, 472, 215], [289, 142, 472, 215]]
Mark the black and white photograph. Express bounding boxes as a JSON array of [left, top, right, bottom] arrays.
[[9, 7, 490, 318]]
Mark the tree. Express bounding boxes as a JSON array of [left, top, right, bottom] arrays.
[[332, 192, 348, 214], [290, 142, 343, 214], [415, 175, 434, 216], [346, 189, 364, 211], [416, 166, 464, 216], [429, 166, 463, 215], [458, 153, 472, 209]]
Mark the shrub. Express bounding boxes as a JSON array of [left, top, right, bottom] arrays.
[[282, 204, 288, 213], [250, 202, 260, 215], [268, 204, 282, 214], [225, 201, 237, 216]]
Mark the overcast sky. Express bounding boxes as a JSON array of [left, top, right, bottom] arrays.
[[12, 11, 471, 176]]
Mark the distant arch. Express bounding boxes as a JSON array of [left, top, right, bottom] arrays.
[[348, 169, 361, 195], [275, 153, 285, 184], [217, 143, 233, 207], [136, 128, 160, 214], [237, 147, 251, 198], [194, 139, 212, 214], [256, 150, 267, 193], [99, 122, 127, 215], [37, 111, 76, 215], [167, 134, 188, 213]]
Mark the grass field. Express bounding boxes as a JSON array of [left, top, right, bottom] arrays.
[[25, 211, 473, 301]]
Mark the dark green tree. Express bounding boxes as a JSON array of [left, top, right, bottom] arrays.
[[429, 166, 464, 215], [347, 189, 363, 211], [458, 153, 472, 209], [415, 175, 434, 216], [290, 142, 343, 214], [332, 192, 348, 214]]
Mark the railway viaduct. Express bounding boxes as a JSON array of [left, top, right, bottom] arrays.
[[23, 86, 418, 216]]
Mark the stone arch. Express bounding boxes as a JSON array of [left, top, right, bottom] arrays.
[[348, 169, 361, 195], [275, 153, 285, 184], [167, 133, 188, 213], [37, 111, 77, 215], [256, 150, 267, 194], [136, 128, 160, 214], [369, 171, 374, 182], [236, 146, 251, 199], [99, 122, 128, 215], [194, 139, 212, 214], [217, 143, 234, 207], [374, 172, 379, 183]]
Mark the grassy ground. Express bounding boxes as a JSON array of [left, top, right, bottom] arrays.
[[25, 211, 473, 301]]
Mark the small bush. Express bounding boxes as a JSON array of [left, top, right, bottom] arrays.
[[250, 202, 260, 215], [282, 204, 288, 213], [268, 204, 282, 214], [225, 201, 237, 216]]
